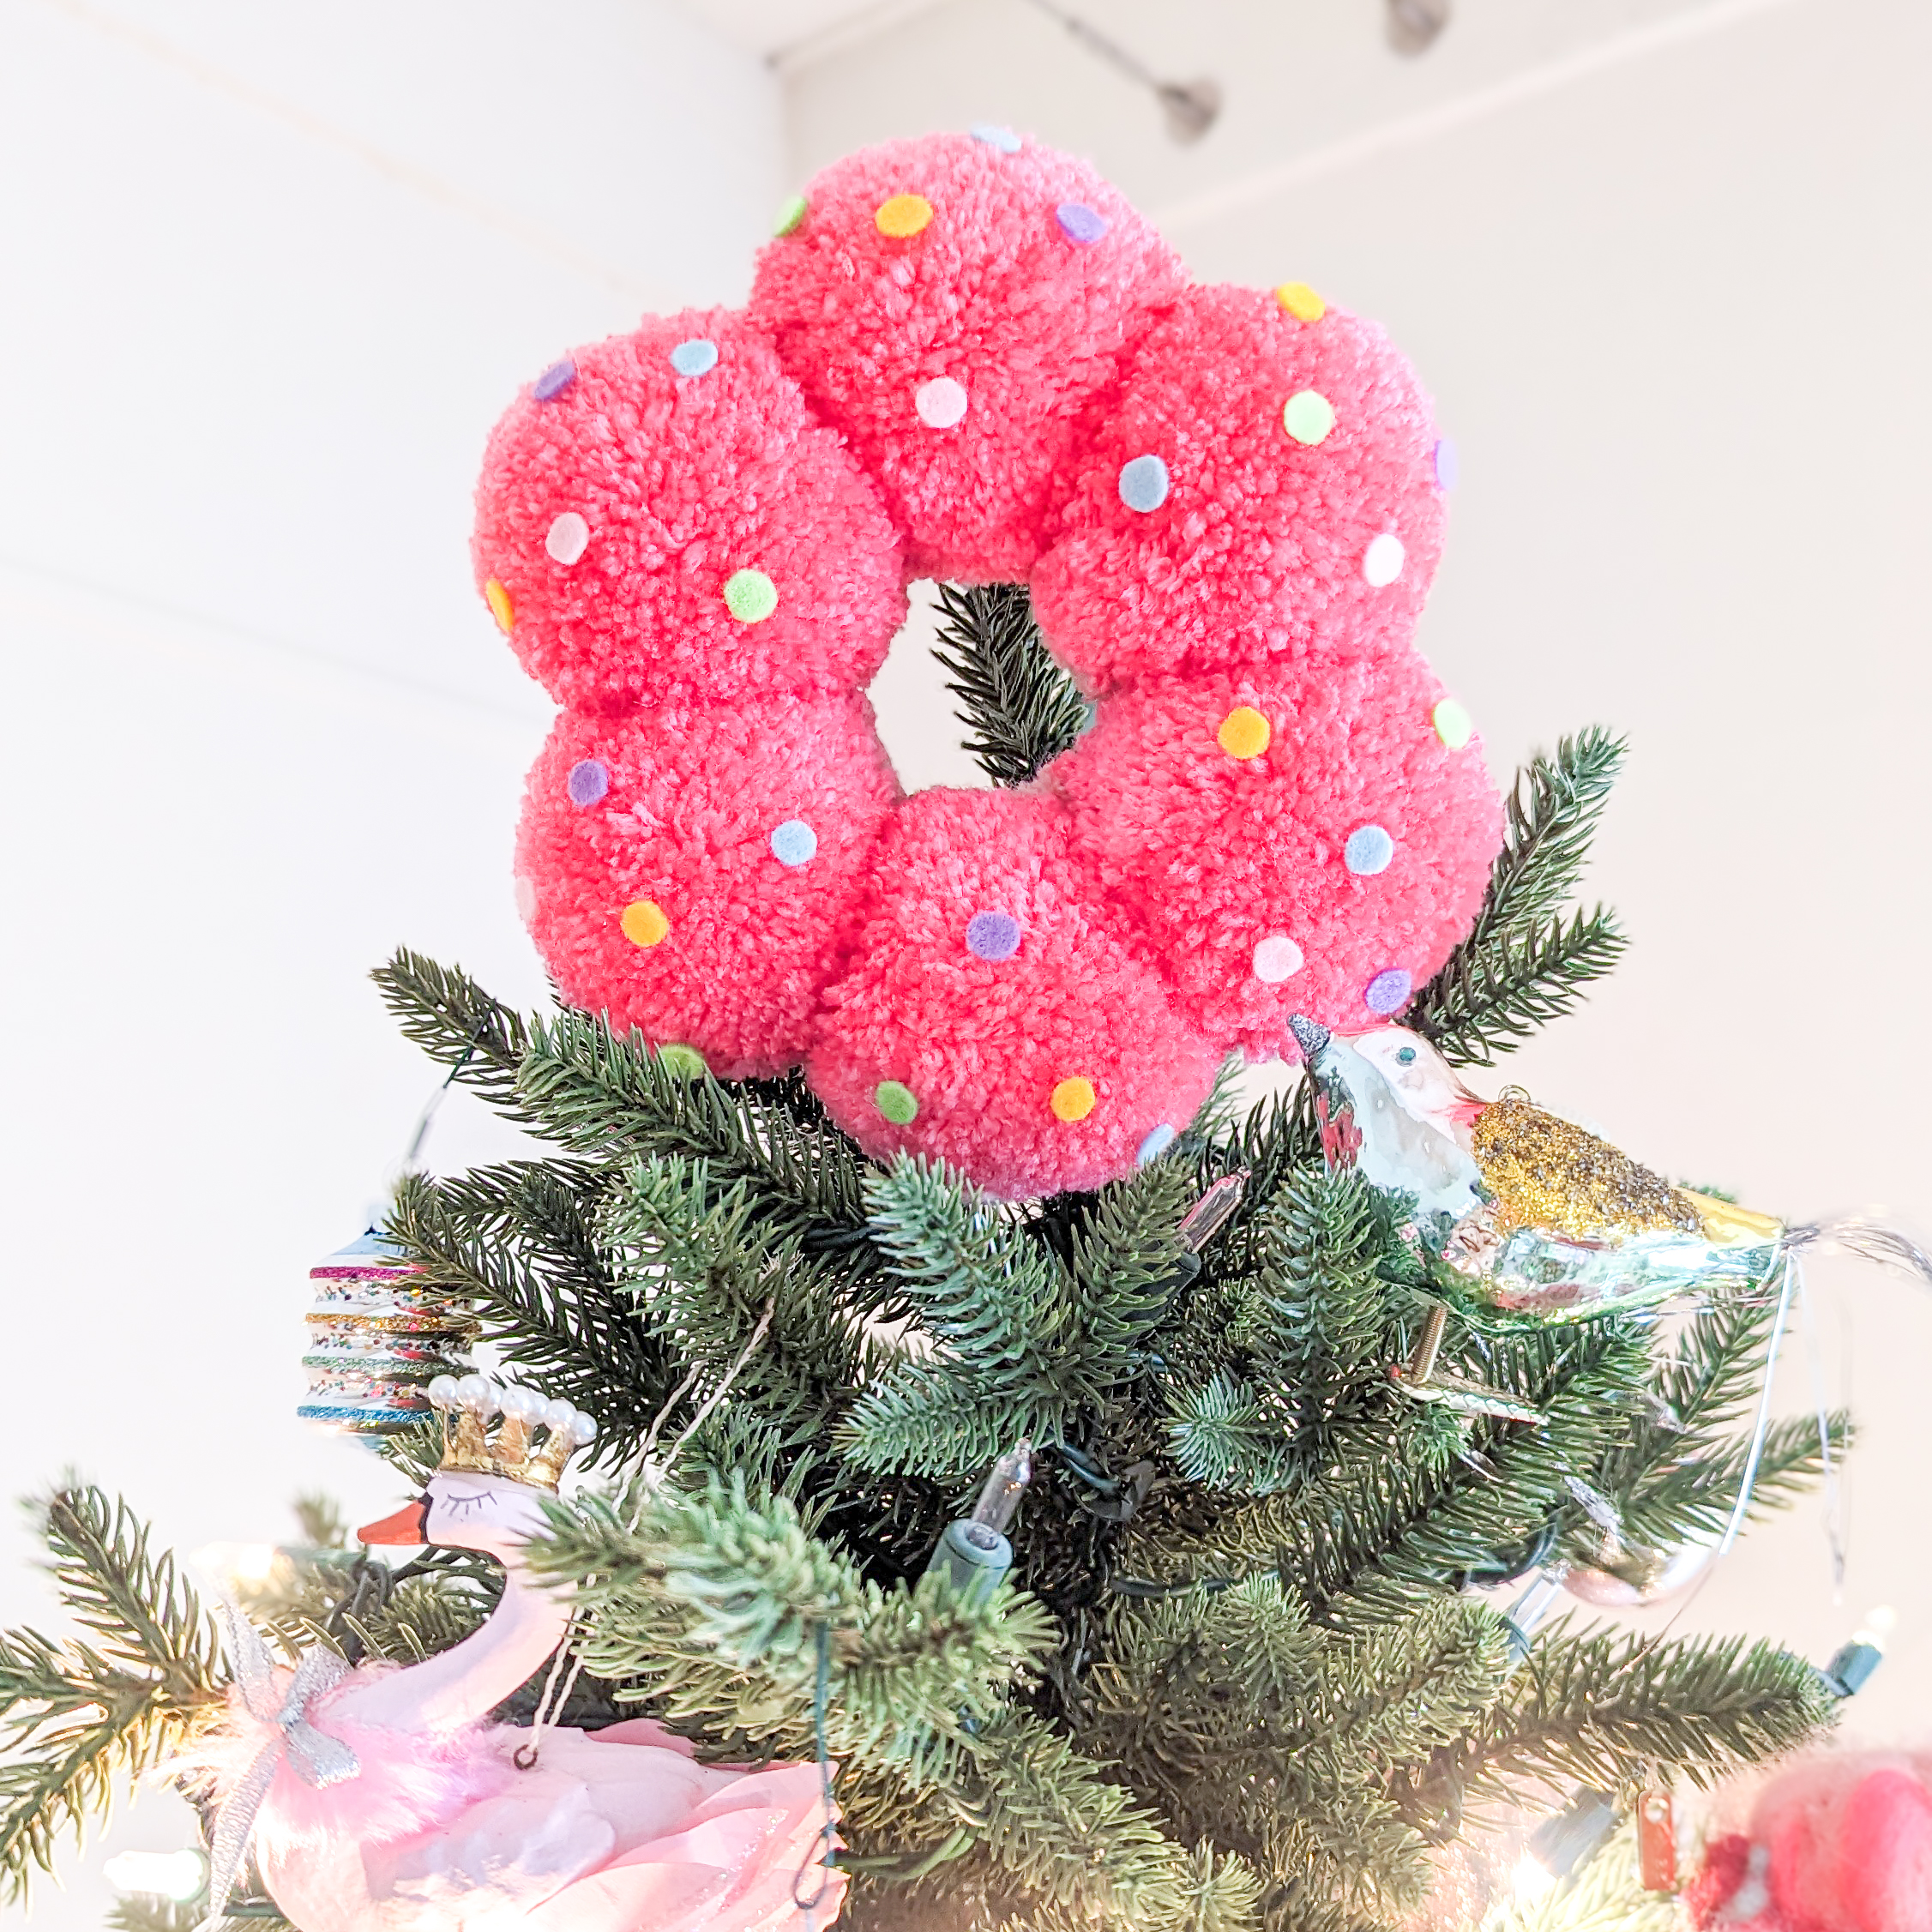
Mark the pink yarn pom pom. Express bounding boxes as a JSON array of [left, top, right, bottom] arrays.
[[1032, 283, 1446, 692], [1048, 651, 1498, 1055], [517, 696, 898, 1077], [472, 310, 906, 713], [749, 132, 1184, 582], [806, 790, 1218, 1199]]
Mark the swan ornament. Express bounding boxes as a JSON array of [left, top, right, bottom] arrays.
[[190, 1376, 841, 1932]]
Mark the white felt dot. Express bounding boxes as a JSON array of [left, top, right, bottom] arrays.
[[1252, 935, 1304, 984], [915, 377, 969, 430], [546, 511, 590, 565], [514, 876, 537, 922], [1363, 533, 1405, 587]]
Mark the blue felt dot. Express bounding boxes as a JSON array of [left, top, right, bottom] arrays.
[[1345, 824, 1395, 876], [971, 123, 1022, 153], [1136, 1123, 1177, 1166], [670, 338, 719, 377], [1056, 202, 1108, 245], [1434, 437, 1460, 490], [567, 759, 610, 806], [1118, 454, 1171, 513], [770, 818, 818, 866], [533, 358, 577, 402], [1364, 968, 1413, 1015], [966, 910, 1022, 961]]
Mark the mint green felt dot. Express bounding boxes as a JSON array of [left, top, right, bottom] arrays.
[[773, 194, 808, 237], [724, 569, 778, 623], [657, 1044, 707, 1080], [1282, 389, 1337, 446], [874, 1080, 918, 1124]]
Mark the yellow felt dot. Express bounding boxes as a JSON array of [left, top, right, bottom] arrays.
[[1275, 281, 1326, 322], [1050, 1077, 1097, 1123], [876, 194, 934, 238], [621, 899, 670, 948], [485, 578, 515, 633], [1217, 706, 1272, 760], [1433, 698, 1474, 749]]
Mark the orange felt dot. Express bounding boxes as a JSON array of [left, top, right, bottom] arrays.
[[485, 578, 515, 634], [1217, 707, 1272, 760], [1050, 1077, 1097, 1122], [620, 899, 670, 948], [876, 194, 934, 238]]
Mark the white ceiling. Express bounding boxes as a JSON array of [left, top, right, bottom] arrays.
[[672, 0, 938, 58]]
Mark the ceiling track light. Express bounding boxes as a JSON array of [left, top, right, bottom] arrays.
[[1386, 0, 1452, 55], [1020, 0, 1222, 143]]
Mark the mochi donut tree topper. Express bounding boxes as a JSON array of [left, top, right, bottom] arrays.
[[475, 127, 1502, 1199]]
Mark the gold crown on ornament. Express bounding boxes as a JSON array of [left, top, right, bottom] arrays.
[[425, 1375, 596, 1492]]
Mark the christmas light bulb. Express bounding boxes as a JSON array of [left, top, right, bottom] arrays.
[[103, 1848, 208, 1902], [1510, 1852, 1557, 1903], [969, 1442, 1033, 1534]]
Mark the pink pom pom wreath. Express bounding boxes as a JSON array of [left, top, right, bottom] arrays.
[[747, 132, 1184, 582], [806, 790, 1219, 1199], [477, 130, 1504, 1199]]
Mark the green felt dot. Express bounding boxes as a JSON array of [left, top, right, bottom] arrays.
[[657, 1043, 707, 1080], [773, 194, 809, 237], [874, 1080, 918, 1124], [1282, 389, 1337, 446], [724, 569, 779, 623], [1433, 699, 1474, 749]]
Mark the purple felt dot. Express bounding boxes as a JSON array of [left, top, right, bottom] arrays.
[[534, 358, 577, 402], [1364, 968, 1413, 1015], [1434, 436, 1460, 490], [567, 759, 610, 806], [966, 911, 1022, 961], [1056, 202, 1108, 245]]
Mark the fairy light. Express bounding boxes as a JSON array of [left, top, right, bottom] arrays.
[[104, 1848, 209, 1902]]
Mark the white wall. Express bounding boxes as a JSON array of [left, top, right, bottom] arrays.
[[0, 0, 779, 1919]]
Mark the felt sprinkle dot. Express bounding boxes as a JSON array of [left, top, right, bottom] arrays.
[[567, 759, 609, 806], [1434, 437, 1460, 489], [1433, 699, 1474, 749], [1252, 935, 1305, 984], [621, 899, 670, 948], [915, 376, 968, 429], [773, 194, 808, 236], [966, 910, 1022, 961], [670, 338, 719, 376], [1050, 1077, 1098, 1122], [770, 818, 817, 866], [1345, 825, 1395, 876], [1136, 1123, 1177, 1165], [875, 1080, 918, 1125], [971, 123, 1022, 153], [1217, 706, 1272, 760], [514, 875, 537, 922], [724, 569, 778, 623], [1365, 968, 1413, 1016], [876, 194, 933, 238], [1363, 533, 1406, 587], [485, 578, 515, 633], [546, 511, 590, 565], [1282, 390, 1336, 446], [655, 1042, 707, 1080], [1056, 202, 1107, 244], [533, 358, 576, 401], [1118, 454, 1170, 513], [1275, 281, 1326, 322]]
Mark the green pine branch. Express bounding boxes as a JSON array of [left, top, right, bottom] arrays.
[[371, 948, 533, 1119], [930, 584, 1090, 786], [0, 1490, 223, 1905], [1409, 729, 1628, 1066]]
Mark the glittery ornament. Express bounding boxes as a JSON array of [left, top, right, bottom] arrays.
[[1561, 1532, 1719, 1608], [298, 1230, 477, 1437]]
